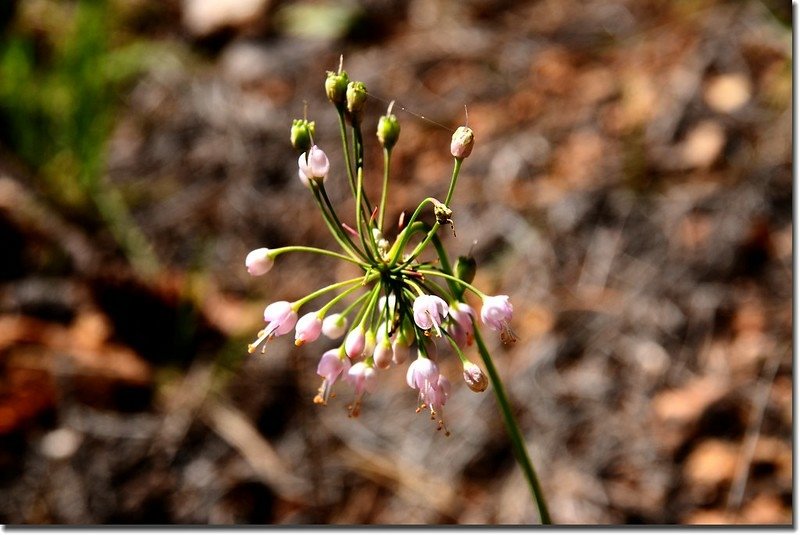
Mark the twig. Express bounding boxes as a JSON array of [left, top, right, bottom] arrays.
[[726, 345, 785, 513]]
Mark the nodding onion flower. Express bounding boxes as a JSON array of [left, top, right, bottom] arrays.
[[243, 60, 515, 435]]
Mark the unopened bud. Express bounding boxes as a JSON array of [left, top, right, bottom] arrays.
[[325, 70, 350, 108], [346, 81, 367, 124], [454, 255, 477, 285], [462, 362, 488, 392], [290, 119, 315, 153], [450, 126, 474, 159], [377, 105, 400, 150]]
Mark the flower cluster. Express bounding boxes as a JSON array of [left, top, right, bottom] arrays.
[[245, 60, 516, 435]]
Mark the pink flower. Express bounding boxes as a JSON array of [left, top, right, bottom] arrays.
[[480, 295, 513, 331], [423, 374, 451, 414], [346, 361, 378, 417], [245, 248, 274, 276], [263, 301, 298, 338], [295, 311, 322, 346], [316, 349, 350, 383], [322, 313, 348, 339], [347, 362, 378, 396], [298, 145, 330, 186], [345, 326, 366, 359], [412, 294, 448, 332], [314, 349, 351, 405], [447, 302, 475, 348], [406, 357, 439, 391]]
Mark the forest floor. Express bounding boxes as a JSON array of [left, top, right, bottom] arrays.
[[0, 0, 792, 525]]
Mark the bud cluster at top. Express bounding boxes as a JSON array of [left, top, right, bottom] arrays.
[[244, 59, 508, 435]]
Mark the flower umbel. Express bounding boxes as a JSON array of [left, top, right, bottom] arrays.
[[243, 60, 551, 525], [245, 61, 518, 431]]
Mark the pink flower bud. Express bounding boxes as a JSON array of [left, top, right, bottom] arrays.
[[322, 313, 348, 339], [412, 294, 449, 331], [245, 248, 274, 276], [450, 126, 474, 159], [462, 362, 488, 392], [298, 145, 330, 186], [295, 311, 322, 346], [263, 301, 298, 338], [345, 326, 366, 360], [373, 337, 394, 369]]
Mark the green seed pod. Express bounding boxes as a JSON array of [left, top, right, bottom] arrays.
[[454, 255, 477, 285], [377, 111, 400, 150], [325, 70, 349, 108], [290, 119, 315, 152], [346, 81, 368, 124]]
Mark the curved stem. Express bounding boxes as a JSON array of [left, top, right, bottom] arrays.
[[444, 158, 463, 207], [318, 280, 368, 317], [292, 277, 367, 309], [415, 269, 486, 299], [472, 323, 552, 525], [270, 245, 368, 268]]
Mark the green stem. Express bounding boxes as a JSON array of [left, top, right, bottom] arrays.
[[472, 323, 551, 525], [292, 276, 369, 309], [378, 147, 391, 232], [336, 110, 358, 200], [270, 245, 368, 268], [444, 158, 463, 207], [415, 269, 485, 299], [387, 198, 439, 265], [312, 185, 368, 262], [318, 280, 368, 317], [354, 167, 378, 261]]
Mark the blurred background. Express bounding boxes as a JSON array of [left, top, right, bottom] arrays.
[[0, 0, 792, 525]]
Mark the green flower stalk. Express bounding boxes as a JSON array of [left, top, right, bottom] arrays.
[[244, 61, 551, 524]]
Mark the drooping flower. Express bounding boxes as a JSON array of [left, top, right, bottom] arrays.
[[298, 145, 330, 186], [314, 349, 351, 405], [481, 295, 513, 330], [412, 294, 449, 332], [248, 301, 298, 354], [263, 301, 298, 337], [406, 356, 439, 391], [346, 361, 377, 417], [295, 311, 323, 346], [421, 373, 451, 435], [245, 248, 274, 276], [447, 302, 475, 348]]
